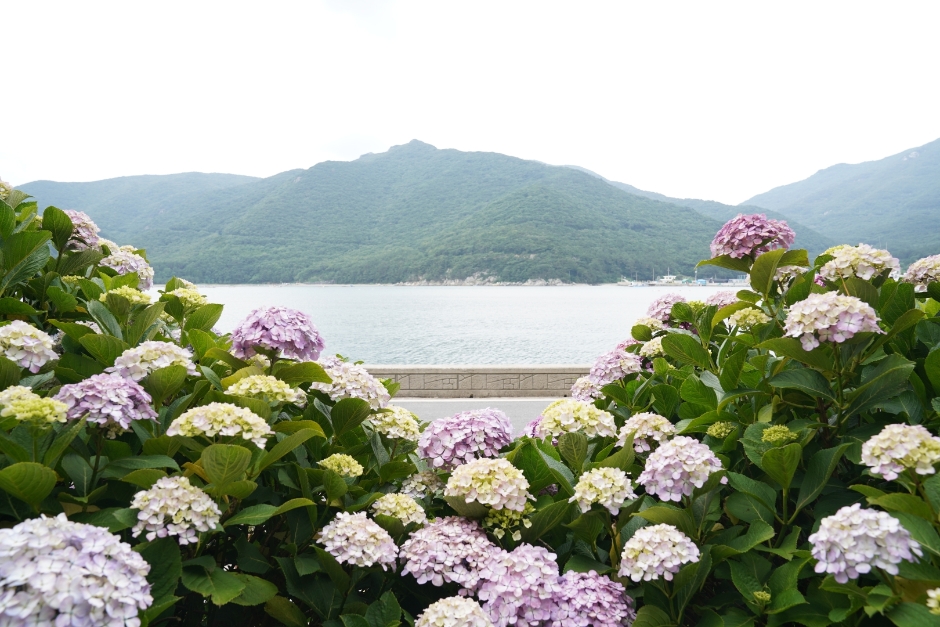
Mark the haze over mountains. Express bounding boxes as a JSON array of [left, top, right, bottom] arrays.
[[20, 138, 939, 284]]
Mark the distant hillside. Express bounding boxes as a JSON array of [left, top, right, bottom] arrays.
[[22, 142, 731, 284], [742, 138, 940, 262], [564, 166, 833, 254]]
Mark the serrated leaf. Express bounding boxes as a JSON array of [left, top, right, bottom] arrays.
[[202, 444, 252, 488], [0, 462, 56, 505], [257, 428, 321, 472]]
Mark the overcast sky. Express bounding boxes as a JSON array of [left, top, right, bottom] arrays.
[[4, 1, 939, 204]]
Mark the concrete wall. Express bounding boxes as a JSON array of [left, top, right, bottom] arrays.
[[366, 365, 590, 398]]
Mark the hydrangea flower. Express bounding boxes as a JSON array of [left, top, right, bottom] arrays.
[[618, 523, 700, 581], [639, 336, 664, 358], [809, 504, 921, 583], [62, 209, 101, 251], [570, 375, 602, 402], [315, 511, 398, 570], [107, 341, 198, 381], [762, 425, 799, 445], [638, 436, 725, 501], [100, 285, 152, 306], [616, 338, 641, 350], [0, 320, 58, 373], [774, 265, 805, 286], [727, 307, 771, 329], [246, 353, 271, 370], [231, 306, 324, 361], [400, 517, 501, 590], [928, 588, 940, 615], [552, 570, 636, 627], [783, 292, 883, 350], [861, 424, 940, 481], [0, 385, 39, 408], [130, 476, 222, 544], [0, 178, 11, 201], [400, 469, 445, 499], [632, 315, 666, 331], [706, 421, 736, 439], [309, 360, 390, 409], [705, 291, 738, 308], [818, 244, 900, 282], [647, 293, 687, 323], [100, 250, 155, 290], [445, 457, 530, 512], [167, 402, 273, 448], [483, 502, 534, 541], [224, 374, 306, 405], [370, 405, 421, 439], [902, 255, 940, 292], [0, 395, 68, 425], [522, 415, 545, 438], [710, 213, 795, 259], [0, 514, 152, 627], [537, 399, 617, 439], [616, 412, 676, 452], [570, 467, 636, 514], [372, 493, 427, 526], [166, 287, 207, 309], [55, 373, 158, 437], [318, 453, 364, 477], [477, 544, 560, 627], [416, 597, 494, 627], [588, 347, 643, 388], [418, 408, 513, 470]]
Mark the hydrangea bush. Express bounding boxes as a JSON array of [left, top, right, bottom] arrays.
[[3, 194, 940, 626]]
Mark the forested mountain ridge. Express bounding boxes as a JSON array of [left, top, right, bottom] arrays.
[[21, 141, 737, 284]]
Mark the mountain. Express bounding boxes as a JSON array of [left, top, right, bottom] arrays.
[[563, 166, 834, 253], [742, 138, 940, 262], [22, 141, 741, 284]]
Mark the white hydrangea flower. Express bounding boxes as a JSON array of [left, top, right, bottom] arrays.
[[0, 385, 39, 408], [167, 402, 273, 448], [783, 292, 883, 350], [0, 179, 11, 201], [225, 374, 306, 405], [537, 399, 617, 439], [370, 405, 421, 439], [928, 588, 940, 615], [637, 436, 725, 502], [445, 457, 531, 511], [0, 395, 68, 425], [107, 341, 199, 381], [0, 320, 58, 373], [902, 255, 940, 292], [819, 244, 900, 282], [633, 316, 665, 331], [416, 597, 494, 627], [639, 336, 664, 358], [0, 514, 153, 627], [861, 424, 940, 481], [100, 285, 152, 306], [401, 469, 445, 499], [618, 523, 700, 581], [727, 307, 771, 329], [246, 353, 271, 370], [809, 504, 921, 583], [167, 287, 207, 309], [570, 467, 636, 514], [310, 360, 390, 409], [774, 265, 804, 286], [569, 375, 601, 402], [617, 412, 676, 452], [130, 476, 222, 545], [318, 453, 364, 477], [372, 493, 427, 526], [315, 511, 398, 569]]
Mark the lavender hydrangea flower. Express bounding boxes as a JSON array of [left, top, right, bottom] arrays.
[[618, 523, 700, 581], [783, 292, 883, 350], [416, 597, 495, 627], [809, 504, 921, 583], [0, 514, 152, 627], [130, 476, 222, 545], [315, 511, 398, 570], [902, 254, 940, 292], [0, 320, 58, 373], [588, 347, 643, 388], [100, 250, 155, 290], [477, 544, 561, 627], [705, 291, 738, 308], [418, 408, 513, 470], [107, 341, 198, 381], [647, 293, 687, 323], [309, 360, 390, 409], [522, 415, 544, 438], [710, 213, 795, 259], [400, 517, 502, 590], [231, 306, 324, 361], [55, 373, 158, 437], [552, 570, 636, 627], [637, 435, 725, 502], [62, 209, 101, 251], [570, 376, 601, 402], [400, 469, 445, 499]]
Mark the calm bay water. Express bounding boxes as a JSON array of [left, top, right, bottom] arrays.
[[198, 285, 734, 364]]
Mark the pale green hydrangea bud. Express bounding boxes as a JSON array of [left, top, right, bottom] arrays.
[[762, 425, 799, 445], [445, 457, 530, 511], [167, 288, 207, 309], [370, 405, 421, 440], [727, 307, 771, 330], [483, 501, 534, 540], [0, 396, 68, 425], [319, 453, 364, 478], [753, 591, 771, 604], [372, 493, 427, 526], [100, 286, 152, 306], [707, 421, 736, 439], [225, 374, 305, 405]]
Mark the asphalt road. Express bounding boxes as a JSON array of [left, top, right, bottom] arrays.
[[395, 397, 557, 434]]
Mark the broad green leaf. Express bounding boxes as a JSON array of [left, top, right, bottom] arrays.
[[757, 338, 834, 372], [264, 597, 308, 627], [888, 602, 940, 627], [202, 444, 252, 488], [181, 566, 246, 605], [322, 469, 348, 502], [636, 505, 695, 537], [680, 375, 718, 409], [895, 512, 940, 557], [0, 356, 21, 389], [761, 443, 802, 490], [140, 538, 182, 602], [85, 300, 123, 338], [726, 472, 776, 513], [841, 276, 879, 308], [0, 462, 56, 505], [314, 546, 351, 591], [185, 304, 224, 332], [522, 500, 575, 542], [631, 605, 673, 627], [125, 301, 166, 346], [257, 428, 321, 472], [712, 301, 751, 329], [869, 492, 935, 521], [750, 248, 788, 296], [120, 468, 167, 489], [662, 334, 711, 369], [537, 448, 575, 496], [697, 254, 752, 273], [844, 354, 915, 417], [42, 416, 87, 467], [769, 368, 835, 401], [0, 231, 51, 291], [563, 554, 613, 575], [0, 297, 38, 315], [793, 444, 849, 516], [331, 398, 372, 438], [58, 248, 103, 277], [276, 361, 331, 385], [187, 328, 216, 361], [42, 206, 74, 251], [558, 431, 587, 471], [79, 333, 130, 366], [203, 347, 250, 370], [140, 365, 188, 406]]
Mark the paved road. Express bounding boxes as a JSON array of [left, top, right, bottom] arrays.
[[395, 397, 557, 434]]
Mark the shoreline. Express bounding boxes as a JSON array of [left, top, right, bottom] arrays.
[[189, 282, 741, 288]]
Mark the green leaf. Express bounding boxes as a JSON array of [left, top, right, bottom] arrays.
[[0, 462, 56, 505], [0, 231, 51, 291], [276, 361, 331, 385], [522, 499, 575, 542], [125, 301, 166, 346], [719, 349, 749, 391], [563, 554, 613, 575], [85, 299, 123, 338], [631, 605, 673, 627], [761, 443, 802, 491], [595, 438, 636, 472], [79, 333, 130, 367], [378, 460, 416, 483], [314, 546, 351, 592], [650, 384, 679, 418], [224, 498, 315, 526], [187, 329, 216, 361], [757, 337, 834, 372], [680, 375, 718, 409], [202, 444, 252, 487], [794, 444, 849, 516], [726, 472, 776, 513], [895, 512, 940, 557], [662, 334, 711, 369], [181, 565, 246, 605], [0, 356, 21, 389], [769, 368, 835, 401], [558, 431, 587, 471], [537, 448, 575, 495], [185, 304, 224, 332], [888, 602, 940, 627], [140, 365, 188, 406], [264, 597, 308, 627], [120, 468, 167, 489], [100, 455, 180, 479], [322, 469, 348, 503], [841, 277, 879, 309], [0, 429, 30, 462], [340, 615, 370, 627], [750, 248, 788, 296], [869, 492, 936, 521], [43, 416, 87, 467], [0, 297, 38, 315], [140, 538, 183, 602], [257, 428, 321, 472], [925, 348, 940, 394], [58, 249, 103, 277], [203, 348, 250, 371], [230, 574, 278, 606], [712, 301, 751, 329], [697, 254, 752, 273], [331, 398, 372, 438], [636, 505, 695, 537], [42, 206, 74, 251], [845, 354, 915, 417]]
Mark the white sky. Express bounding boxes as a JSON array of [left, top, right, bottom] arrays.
[[3, 0, 939, 205]]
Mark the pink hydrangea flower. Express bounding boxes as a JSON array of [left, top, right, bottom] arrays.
[[710, 213, 795, 259]]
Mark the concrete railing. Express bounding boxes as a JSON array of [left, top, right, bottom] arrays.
[[366, 365, 590, 398]]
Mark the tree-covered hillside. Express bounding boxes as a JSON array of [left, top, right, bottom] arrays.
[[742, 137, 940, 262]]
